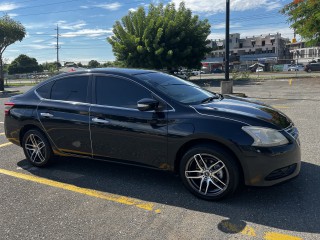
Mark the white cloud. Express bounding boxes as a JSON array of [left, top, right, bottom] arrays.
[[22, 44, 53, 50], [32, 39, 44, 43], [24, 22, 50, 30], [0, 2, 20, 11], [266, 1, 282, 11], [61, 28, 113, 38], [171, 0, 282, 14], [49, 41, 64, 45], [212, 22, 242, 30], [56, 20, 87, 30], [80, 6, 89, 9], [95, 2, 121, 11], [7, 13, 18, 17], [129, 8, 137, 12]]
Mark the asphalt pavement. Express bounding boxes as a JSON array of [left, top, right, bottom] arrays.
[[0, 78, 319, 240]]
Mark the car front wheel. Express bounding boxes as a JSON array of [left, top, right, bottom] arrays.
[[22, 129, 53, 167], [179, 145, 240, 200]]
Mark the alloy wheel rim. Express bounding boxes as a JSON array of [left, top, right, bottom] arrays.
[[25, 134, 46, 163], [185, 153, 229, 196]]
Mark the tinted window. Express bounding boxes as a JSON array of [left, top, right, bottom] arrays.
[[138, 72, 215, 104], [96, 76, 151, 108], [51, 76, 89, 103], [36, 81, 54, 99], [138, 72, 199, 87]]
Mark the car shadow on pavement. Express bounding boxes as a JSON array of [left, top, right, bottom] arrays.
[[17, 158, 319, 234]]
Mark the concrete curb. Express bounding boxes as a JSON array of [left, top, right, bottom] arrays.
[[224, 93, 247, 98], [0, 90, 20, 95]]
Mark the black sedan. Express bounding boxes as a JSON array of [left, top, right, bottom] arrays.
[[4, 68, 301, 200]]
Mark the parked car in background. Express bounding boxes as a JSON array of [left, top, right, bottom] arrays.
[[174, 72, 188, 80], [4, 68, 301, 200], [211, 68, 224, 74], [192, 70, 205, 75], [288, 65, 304, 71], [304, 63, 320, 72], [256, 67, 264, 72]]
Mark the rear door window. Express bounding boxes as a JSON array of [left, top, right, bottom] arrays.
[[95, 76, 151, 109], [51, 76, 89, 103]]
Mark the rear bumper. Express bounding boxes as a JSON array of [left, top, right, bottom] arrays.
[[4, 116, 22, 146], [239, 141, 301, 186]]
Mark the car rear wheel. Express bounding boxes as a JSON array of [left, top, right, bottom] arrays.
[[22, 129, 53, 167], [308, 69, 312, 73], [179, 145, 240, 200]]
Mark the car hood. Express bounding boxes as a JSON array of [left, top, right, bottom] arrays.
[[192, 95, 292, 129]]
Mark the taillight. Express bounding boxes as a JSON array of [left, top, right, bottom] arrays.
[[4, 102, 15, 116]]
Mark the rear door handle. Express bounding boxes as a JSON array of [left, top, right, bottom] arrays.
[[92, 117, 109, 124], [40, 112, 53, 118]]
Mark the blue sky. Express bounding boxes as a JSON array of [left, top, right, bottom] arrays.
[[1, 0, 296, 64]]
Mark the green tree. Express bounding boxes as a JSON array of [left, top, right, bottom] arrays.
[[8, 54, 40, 74], [281, 0, 320, 46], [102, 61, 114, 67], [41, 61, 61, 72], [0, 15, 26, 90], [107, 2, 211, 70], [88, 60, 100, 68], [101, 61, 125, 67]]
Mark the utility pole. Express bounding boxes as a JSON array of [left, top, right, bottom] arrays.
[[225, 0, 230, 82], [55, 24, 60, 70], [221, 0, 233, 94]]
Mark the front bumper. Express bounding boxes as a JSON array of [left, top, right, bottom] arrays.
[[239, 139, 301, 187]]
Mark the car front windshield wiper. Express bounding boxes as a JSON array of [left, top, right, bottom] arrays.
[[201, 94, 220, 103]]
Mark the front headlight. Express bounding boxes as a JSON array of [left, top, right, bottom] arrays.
[[242, 126, 289, 147]]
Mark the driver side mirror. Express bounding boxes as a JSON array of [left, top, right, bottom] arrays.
[[137, 98, 159, 111]]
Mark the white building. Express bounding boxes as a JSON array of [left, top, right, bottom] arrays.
[[203, 33, 290, 71], [287, 42, 320, 64]]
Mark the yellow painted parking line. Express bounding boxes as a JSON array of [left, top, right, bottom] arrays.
[[221, 220, 302, 239], [0, 132, 5, 136], [0, 168, 161, 213], [221, 221, 256, 237], [271, 105, 290, 109], [0, 142, 12, 148], [264, 232, 302, 240], [241, 226, 257, 237], [289, 79, 293, 85]]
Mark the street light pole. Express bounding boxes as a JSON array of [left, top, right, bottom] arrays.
[[225, 0, 230, 81], [221, 0, 233, 94]]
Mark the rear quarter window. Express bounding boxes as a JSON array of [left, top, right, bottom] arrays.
[[36, 81, 54, 99]]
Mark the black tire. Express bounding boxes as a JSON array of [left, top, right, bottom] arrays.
[[179, 144, 240, 200], [308, 69, 312, 73], [22, 129, 53, 167]]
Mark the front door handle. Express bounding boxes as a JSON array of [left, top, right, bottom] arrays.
[[92, 117, 109, 124], [40, 112, 53, 118]]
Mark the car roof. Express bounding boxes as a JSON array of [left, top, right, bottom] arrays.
[[31, 68, 159, 92], [56, 68, 157, 77]]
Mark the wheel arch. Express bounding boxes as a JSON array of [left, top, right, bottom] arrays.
[[174, 139, 244, 181], [19, 124, 47, 147]]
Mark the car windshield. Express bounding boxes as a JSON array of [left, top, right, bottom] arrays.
[[137, 72, 218, 104]]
